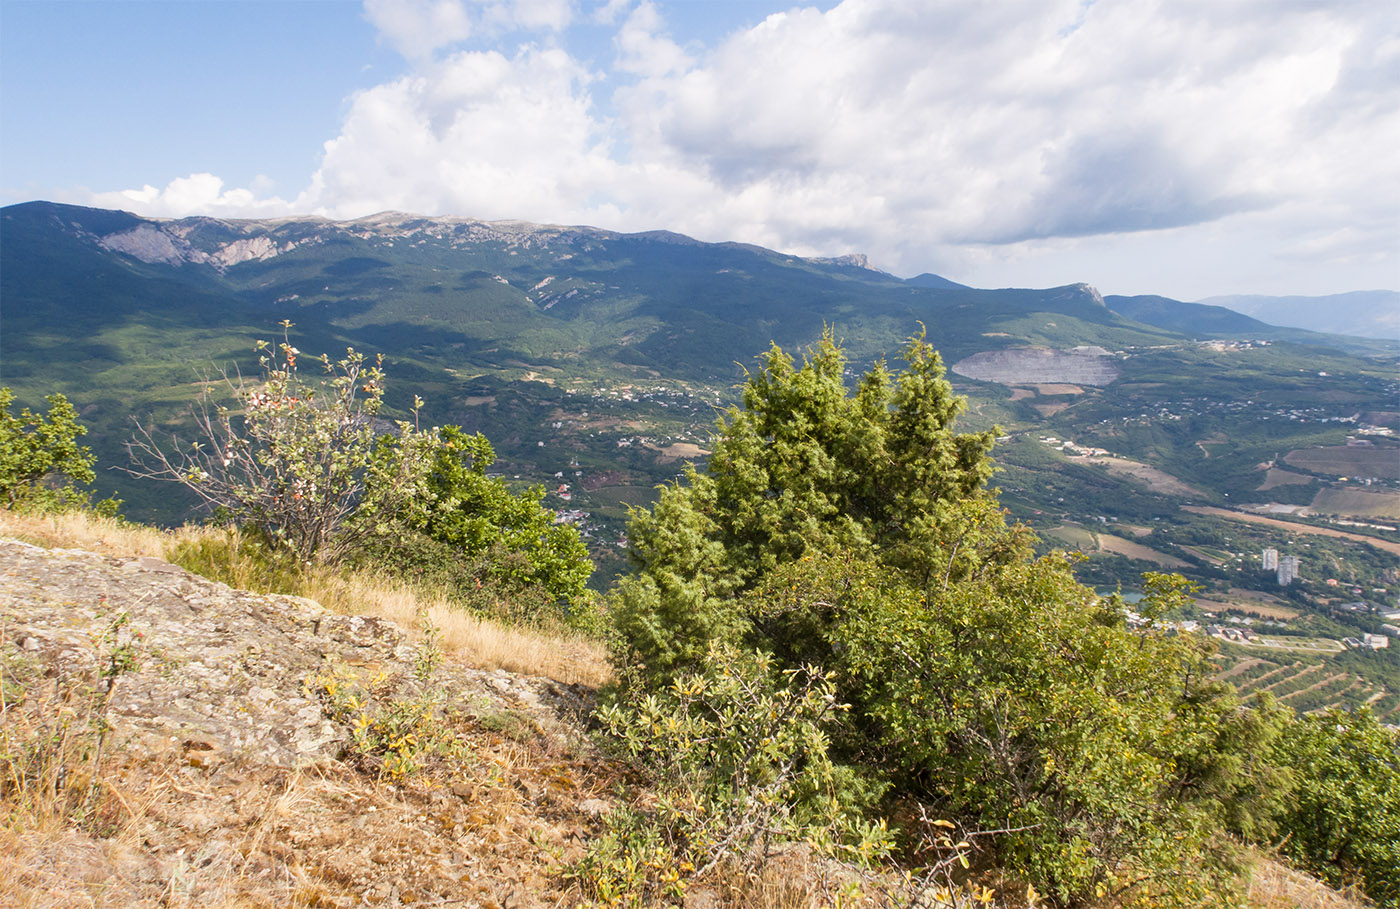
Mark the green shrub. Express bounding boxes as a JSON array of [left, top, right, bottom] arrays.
[[350, 425, 594, 622], [127, 326, 435, 564], [129, 328, 591, 617], [1268, 708, 1400, 907], [1, 387, 118, 515], [577, 644, 890, 905], [608, 332, 1280, 905]]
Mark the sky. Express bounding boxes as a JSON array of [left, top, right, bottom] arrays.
[[1, 0, 1397, 300]]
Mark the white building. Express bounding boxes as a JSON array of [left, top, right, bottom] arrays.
[[1262, 548, 1279, 570], [1278, 555, 1301, 586]]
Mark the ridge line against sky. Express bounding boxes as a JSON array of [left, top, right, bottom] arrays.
[[1, 0, 1397, 300]]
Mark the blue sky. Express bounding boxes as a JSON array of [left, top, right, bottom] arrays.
[[2, 0, 1397, 300]]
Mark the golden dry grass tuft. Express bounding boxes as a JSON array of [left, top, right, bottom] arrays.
[[0, 508, 610, 689], [1247, 850, 1371, 909]]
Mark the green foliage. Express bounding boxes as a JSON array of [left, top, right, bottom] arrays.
[[577, 644, 890, 905], [772, 554, 1255, 905], [610, 333, 1286, 905], [611, 328, 1007, 682], [0, 387, 114, 513], [565, 805, 690, 908], [600, 645, 888, 867], [130, 329, 592, 615], [309, 653, 459, 781], [1267, 708, 1400, 907], [405, 425, 592, 607]]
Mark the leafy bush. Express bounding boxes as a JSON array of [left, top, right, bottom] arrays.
[[0, 387, 117, 514], [611, 328, 1007, 683], [128, 326, 433, 564], [1268, 708, 1400, 907], [387, 425, 592, 610], [576, 644, 890, 905], [608, 332, 1282, 905], [128, 328, 591, 613]]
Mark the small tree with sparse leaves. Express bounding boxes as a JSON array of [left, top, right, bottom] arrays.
[[127, 323, 436, 564]]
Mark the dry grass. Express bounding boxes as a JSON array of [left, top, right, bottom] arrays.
[[0, 508, 169, 559], [1247, 851, 1371, 909], [0, 508, 610, 689]]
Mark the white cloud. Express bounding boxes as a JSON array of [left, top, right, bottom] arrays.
[[363, 0, 475, 61], [591, 0, 630, 26], [363, 0, 573, 61], [296, 45, 621, 223], [614, 1, 689, 77], [82, 0, 1399, 297], [85, 173, 294, 219]]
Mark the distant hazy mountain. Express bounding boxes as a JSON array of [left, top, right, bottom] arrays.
[[1196, 291, 1399, 341]]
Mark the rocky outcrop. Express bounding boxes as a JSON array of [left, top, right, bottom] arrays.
[[0, 539, 582, 770], [98, 225, 294, 269], [1, 537, 613, 907]]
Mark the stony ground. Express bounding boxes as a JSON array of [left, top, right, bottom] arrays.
[[0, 539, 621, 908]]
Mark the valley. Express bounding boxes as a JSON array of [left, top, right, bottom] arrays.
[[3, 200, 1397, 717]]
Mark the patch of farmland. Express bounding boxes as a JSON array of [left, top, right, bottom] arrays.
[[1215, 658, 1268, 682], [1182, 506, 1400, 557], [1095, 534, 1190, 567], [1257, 467, 1315, 491], [1070, 455, 1210, 498], [646, 441, 709, 463], [1283, 445, 1400, 480], [1307, 487, 1400, 520], [1260, 663, 1323, 694], [1278, 671, 1351, 708], [1045, 526, 1189, 567]]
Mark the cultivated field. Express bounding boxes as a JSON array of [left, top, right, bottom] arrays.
[[1069, 455, 1210, 498], [1046, 525, 1190, 567], [1284, 445, 1400, 479], [1308, 486, 1400, 519], [1257, 467, 1315, 490]]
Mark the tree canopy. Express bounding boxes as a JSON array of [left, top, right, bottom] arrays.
[[608, 331, 1288, 906], [0, 387, 100, 509]]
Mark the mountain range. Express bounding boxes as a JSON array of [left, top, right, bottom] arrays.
[[1, 201, 1395, 551]]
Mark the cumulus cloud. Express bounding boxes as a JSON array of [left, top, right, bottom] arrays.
[[296, 45, 621, 223], [614, 2, 689, 77], [85, 173, 295, 219], [83, 0, 1399, 296]]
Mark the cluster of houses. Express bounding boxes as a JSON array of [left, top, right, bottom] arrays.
[[1038, 436, 1111, 457]]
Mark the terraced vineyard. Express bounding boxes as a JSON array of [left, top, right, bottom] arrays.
[[1217, 649, 1400, 719]]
